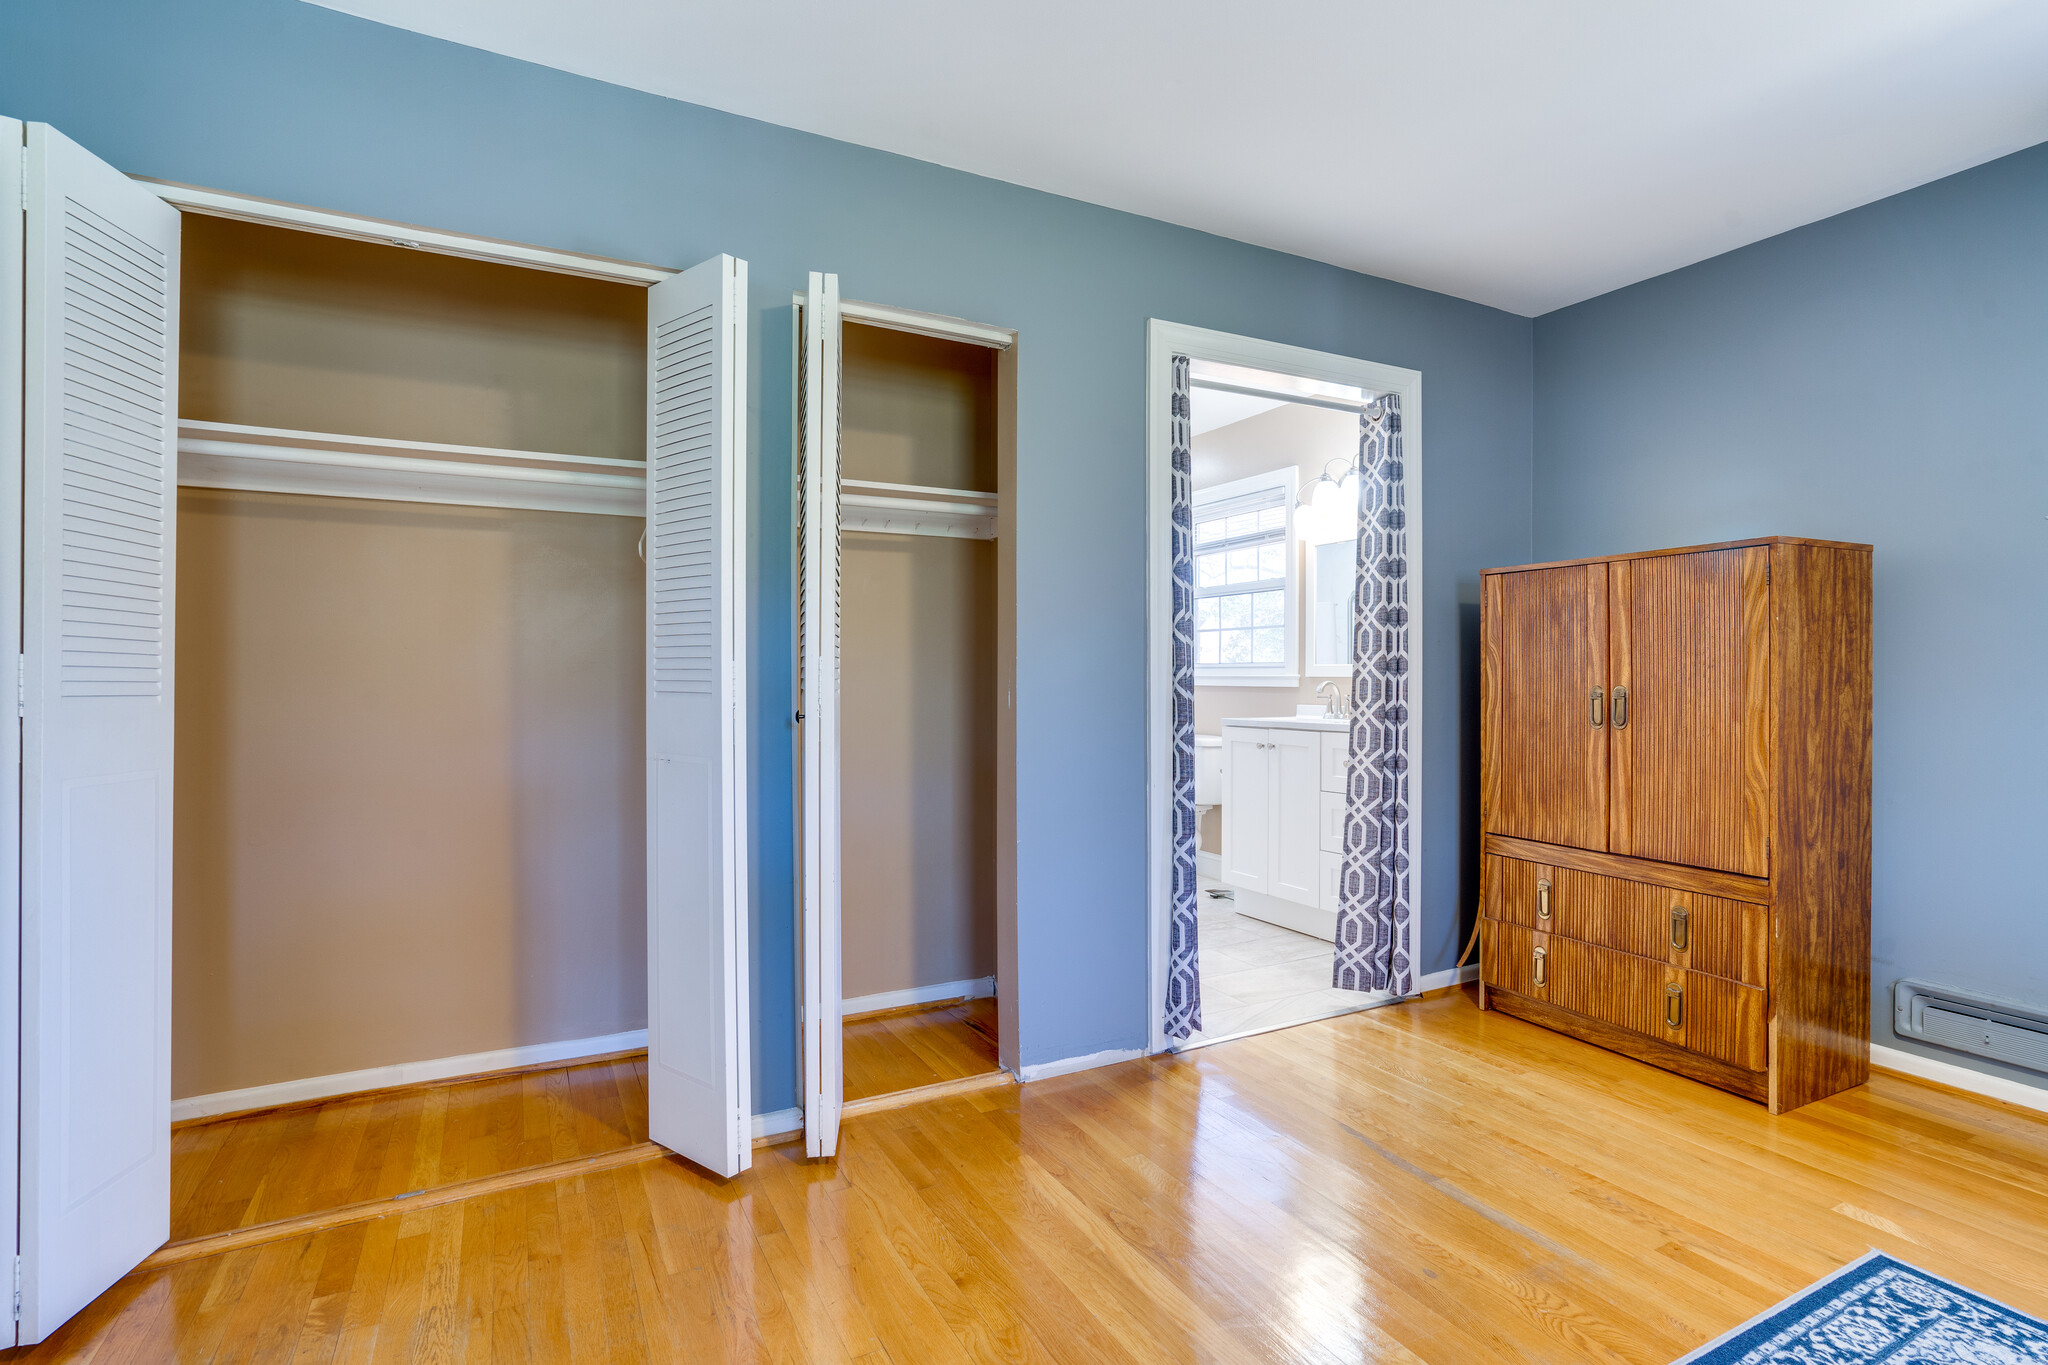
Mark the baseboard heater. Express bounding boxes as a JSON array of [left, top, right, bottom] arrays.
[[1893, 979, 2048, 1076]]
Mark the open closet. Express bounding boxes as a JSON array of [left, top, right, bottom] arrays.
[[2, 119, 753, 1344], [794, 275, 1017, 1158]]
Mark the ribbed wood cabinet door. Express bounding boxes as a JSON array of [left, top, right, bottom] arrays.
[[1483, 565, 1608, 850], [1609, 547, 1771, 876]]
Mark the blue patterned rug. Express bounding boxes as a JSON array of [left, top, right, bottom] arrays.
[[1675, 1251, 2048, 1363]]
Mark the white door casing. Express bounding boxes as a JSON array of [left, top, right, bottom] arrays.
[[0, 117, 27, 1353], [645, 254, 753, 1179], [798, 272, 844, 1160], [17, 123, 180, 1343]]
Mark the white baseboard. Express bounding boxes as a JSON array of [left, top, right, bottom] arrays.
[[171, 1029, 650, 1122], [1870, 1042, 2048, 1116], [1232, 888, 1337, 942], [752, 1107, 803, 1140], [1197, 850, 1221, 879], [1019, 1046, 1146, 1083], [844, 975, 995, 1016], [1415, 963, 1480, 994]]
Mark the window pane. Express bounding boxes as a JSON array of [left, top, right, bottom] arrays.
[[1253, 627, 1285, 663], [1258, 543, 1286, 579], [1219, 593, 1251, 628], [1258, 506, 1286, 532], [1196, 518, 1227, 545], [1197, 631, 1220, 665], [1197, 552, 1225, 587], [1225, 511, 1259, 538], [1196, 598, 1220, 631], [1225, 547, 1260, 583], [1221, 629, 1252, 664], [1252, 590, 1285, 626]]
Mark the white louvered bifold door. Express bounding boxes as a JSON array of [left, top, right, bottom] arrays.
[[17, 123, 179, 1343], [798, 272, 844, 1160], [645, 254, 752, 1178]]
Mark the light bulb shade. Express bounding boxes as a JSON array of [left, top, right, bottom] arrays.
[[1300, 471, 1357, 545]]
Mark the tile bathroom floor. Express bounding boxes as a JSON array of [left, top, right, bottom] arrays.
[[1181, 878, 1376, 1045]]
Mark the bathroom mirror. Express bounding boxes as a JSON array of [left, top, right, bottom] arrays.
[[1308, 536, 1356, 674]]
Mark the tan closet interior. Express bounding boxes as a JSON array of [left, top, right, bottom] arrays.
[[175, 216, 649, 1101], [836, 322, 1001, 1093]]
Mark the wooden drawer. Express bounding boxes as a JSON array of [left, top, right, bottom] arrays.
[[1536, 936, 1767, 1072], [1480, 919, 1548, 1001], [1482, 853, 1767, 988]]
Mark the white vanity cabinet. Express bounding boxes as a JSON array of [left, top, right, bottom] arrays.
[[1220, 719, 1351, 940]]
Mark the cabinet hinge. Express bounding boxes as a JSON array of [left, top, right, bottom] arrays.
[[1765, 563, 1772, 586], [13, 1253, 20, 1321], [16, 655, 22, 719]]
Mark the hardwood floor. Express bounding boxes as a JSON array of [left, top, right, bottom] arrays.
[[19, 988, 2048, 1362], [843, 996, 1001, 1102], [171, 1053, 648, 1242]]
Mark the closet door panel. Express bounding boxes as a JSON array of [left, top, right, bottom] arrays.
[[1610, 547, 1771, 876], [797, 272, 845, 1160], [645, 253, 752, 1179], [17, 124, 179, 1344], [1483, 565, 1608, 852]]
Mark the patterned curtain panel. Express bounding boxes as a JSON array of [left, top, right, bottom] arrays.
[[1164, 354, 1202, 1037], [1332, 394, 1413, 996]]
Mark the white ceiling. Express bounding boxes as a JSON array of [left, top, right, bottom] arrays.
[[309, 0, 2048, 315]]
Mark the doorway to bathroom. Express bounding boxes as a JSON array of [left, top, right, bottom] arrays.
[[1144, 323, 1426, 1053]]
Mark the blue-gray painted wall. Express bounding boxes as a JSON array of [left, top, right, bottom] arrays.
[[0, 0, 1533, 1108], [1535, 142, 2048, 1092]]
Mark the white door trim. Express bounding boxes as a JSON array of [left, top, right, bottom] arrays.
[[1144, 321, 1425, 1057]]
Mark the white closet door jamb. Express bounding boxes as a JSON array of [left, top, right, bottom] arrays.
[[644, 254, 752, 1178], [0, 116, 27, 1353], [799, 272, 845, 1159], [18, 122, 180, 1343]]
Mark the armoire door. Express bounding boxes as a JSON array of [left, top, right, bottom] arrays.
[[15, 122, 180, 1344], [797, 271, 845, 1160], [1220, 727, 1271, 892], [645, 253, 753, 1179], [1608, 546, 1771, 876], [1483, 563, 1609, 851]]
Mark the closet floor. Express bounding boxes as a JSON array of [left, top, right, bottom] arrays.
[[843, 996, 1001, 1102], [170, 1052, 647, 1242]]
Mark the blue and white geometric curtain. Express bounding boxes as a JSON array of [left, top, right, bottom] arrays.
[[1164, 353, 1203, 1037], [1332, 394, 1413, 996]]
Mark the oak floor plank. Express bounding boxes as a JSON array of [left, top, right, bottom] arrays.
[[20, 991, 2048, 1362]]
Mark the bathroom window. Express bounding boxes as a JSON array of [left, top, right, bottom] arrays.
[[1192, 468, 1297, 684]]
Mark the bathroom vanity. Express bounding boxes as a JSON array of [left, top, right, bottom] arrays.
[[1218, 716, 1350, 940]]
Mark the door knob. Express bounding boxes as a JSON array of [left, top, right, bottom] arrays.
[[1670, 906, 1689, 951], [1537, 878, 1552, 921], [1531, 946, 1547, 989], [1589, 686, 1605, 728], [1612, 686, 1629, 730], [1665, 983, 1684, 1029]]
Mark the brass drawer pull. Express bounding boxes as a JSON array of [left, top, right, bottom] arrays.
[[1589, 686, 1605, 728], [1537, 878, 1552, 921], [1532, 947, 1547, 989], [1612, 685, 1629, 730], [1670, 905, 1689, 951], [1665, 983, 1684, 1029]]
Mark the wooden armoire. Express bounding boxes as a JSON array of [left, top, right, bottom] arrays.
[[1478, 537, 1872, 1114]]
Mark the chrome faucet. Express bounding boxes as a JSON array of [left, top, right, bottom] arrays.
[[1316, 680, 1349, 719]]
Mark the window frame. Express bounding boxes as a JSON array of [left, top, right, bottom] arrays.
[[1190, 465, 1299, 687]]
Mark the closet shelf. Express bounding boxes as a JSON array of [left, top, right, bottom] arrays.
[[176, 420, 647, 517], [841, 479, 997, 540]]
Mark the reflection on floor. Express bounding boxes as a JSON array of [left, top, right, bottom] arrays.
[[1183, 877, 1371, 1044], [843, 995, 1002, 1101], [170, 1051, 647, 1242]]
